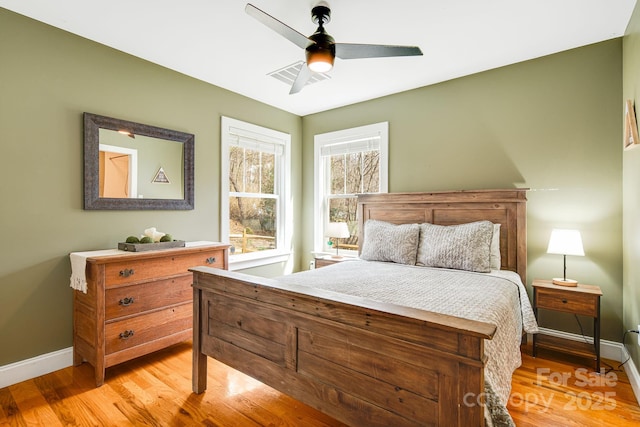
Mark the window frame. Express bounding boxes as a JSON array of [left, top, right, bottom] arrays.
[[313, 122, 389, 257], [221, 116, 291, 270]]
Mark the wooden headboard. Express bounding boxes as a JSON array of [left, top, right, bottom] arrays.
[[356, 189, 528, 283]]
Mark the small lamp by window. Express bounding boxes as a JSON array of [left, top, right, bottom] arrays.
[[547, 229, 584, 287], [326, 222, 350, 258]]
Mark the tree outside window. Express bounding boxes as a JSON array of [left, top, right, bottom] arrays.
[[314, 122, 388, 257], [221, 117, 290, 268], [327, 150, 380, 250], [228, 147, 277, 254]]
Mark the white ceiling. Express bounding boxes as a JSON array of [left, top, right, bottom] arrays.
[[0, 0, 636, 116]]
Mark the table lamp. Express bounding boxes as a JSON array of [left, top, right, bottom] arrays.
[[546, 229, 584, 286], [326, 222, 350, 258]]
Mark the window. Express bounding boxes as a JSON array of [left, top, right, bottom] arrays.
[[221, 117, 291, 269], [314, 122, 388, 256]]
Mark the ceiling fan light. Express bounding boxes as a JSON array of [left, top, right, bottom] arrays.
[[306, 48, 334, 73]]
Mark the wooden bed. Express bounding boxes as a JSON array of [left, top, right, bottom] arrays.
[[191, 189, 527, 426]]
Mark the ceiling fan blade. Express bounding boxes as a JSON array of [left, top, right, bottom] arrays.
[[245, 4, 309, 49], [289, 63, 313, 94], [335, 43, 423, 59]]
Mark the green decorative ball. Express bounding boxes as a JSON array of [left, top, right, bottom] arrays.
[[125, 236, 140, 243], [140, 236, 154, 244], [160, 234, 173, 242]]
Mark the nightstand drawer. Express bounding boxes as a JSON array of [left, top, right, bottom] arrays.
[[314, 257, 359, 269], [315, 257, 339, 268], [535, 288, 598, 317]]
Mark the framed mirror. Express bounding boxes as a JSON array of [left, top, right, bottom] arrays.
[[83, 113, 194, 210]]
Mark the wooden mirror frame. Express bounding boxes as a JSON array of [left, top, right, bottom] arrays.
[[83, 113, 194, 210]]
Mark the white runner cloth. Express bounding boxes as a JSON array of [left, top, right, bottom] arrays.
[[69, 241, 218, 293]]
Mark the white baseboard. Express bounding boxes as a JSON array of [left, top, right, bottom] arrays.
[[0, 347, 73, 389], [621, 346, 640, 407]]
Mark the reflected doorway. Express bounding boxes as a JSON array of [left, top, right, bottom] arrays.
[[99, 144, 138, 198]]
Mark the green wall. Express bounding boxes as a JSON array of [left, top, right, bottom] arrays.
[[0, 5, 628, 369], [302, 40, 623, 342], [0, 8, 302, 366], [623, 3, 640, 376]]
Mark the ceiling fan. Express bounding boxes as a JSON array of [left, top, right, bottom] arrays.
[[245, 3, 423, 94]]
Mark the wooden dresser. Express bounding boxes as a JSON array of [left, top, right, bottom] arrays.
[[73, 243, 229, 386]]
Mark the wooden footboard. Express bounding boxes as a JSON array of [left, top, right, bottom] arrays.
[[191, 267, 496, 427]]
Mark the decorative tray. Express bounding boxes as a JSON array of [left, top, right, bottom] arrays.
[[117, 240, 186, 252]]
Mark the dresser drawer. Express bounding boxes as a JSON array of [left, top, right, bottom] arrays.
[[104, 250, 224, 286], [105, 274, 192, 320], [536, 288, 598, 317], [105, 303, 192, 354]]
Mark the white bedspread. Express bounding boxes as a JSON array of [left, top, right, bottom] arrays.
[[276, 260, 538, 426]]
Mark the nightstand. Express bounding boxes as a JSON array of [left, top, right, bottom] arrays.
[[532, 279, 602, 372], [314, 256, 357, 269]]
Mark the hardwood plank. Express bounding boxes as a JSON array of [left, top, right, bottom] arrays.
[[8, 380, 61, 426], [509, 345, 640, 426], [3, 341, 639, 426], [32, 372, 100, 426], [0, 385, 26, 426]]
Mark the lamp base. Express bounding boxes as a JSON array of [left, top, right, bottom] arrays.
[[552, 278, 578, 287]]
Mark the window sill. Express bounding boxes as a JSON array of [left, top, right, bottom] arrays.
[[228, 251, 291, 271]]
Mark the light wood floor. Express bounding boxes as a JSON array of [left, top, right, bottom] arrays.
[[2, 341, 640, 426], [509, 344, 640, 426]]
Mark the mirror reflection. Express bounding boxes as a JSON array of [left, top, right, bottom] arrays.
[[98, 129, 184, 200], [84, 113, 194, 210]]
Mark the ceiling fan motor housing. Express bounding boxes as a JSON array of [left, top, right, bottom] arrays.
[[311, 5, 331, 25], [306, 31, 335, 61]]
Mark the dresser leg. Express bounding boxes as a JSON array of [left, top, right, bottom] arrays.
[[94, 361, 105, 387], [73, 348, 83, 366]]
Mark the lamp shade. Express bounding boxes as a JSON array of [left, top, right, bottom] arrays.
[[326, 222, 350, 238], [547, 229, 585, 256]]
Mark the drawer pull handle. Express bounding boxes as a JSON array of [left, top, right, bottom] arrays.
[[562, 299, 568, 304], [119, 268, 135, 277], [119, 330, 134, 340], [206, 257, 216, 264], [119, 297, 135, 306]]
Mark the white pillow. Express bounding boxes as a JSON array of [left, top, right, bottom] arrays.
[[490, 223, 501, 270], [416, 221, 494, 273], [360, 220, 420, 265]]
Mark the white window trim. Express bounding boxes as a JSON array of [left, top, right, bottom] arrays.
[[313, 122, 389, 256], [221, 116, 292, 270]]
